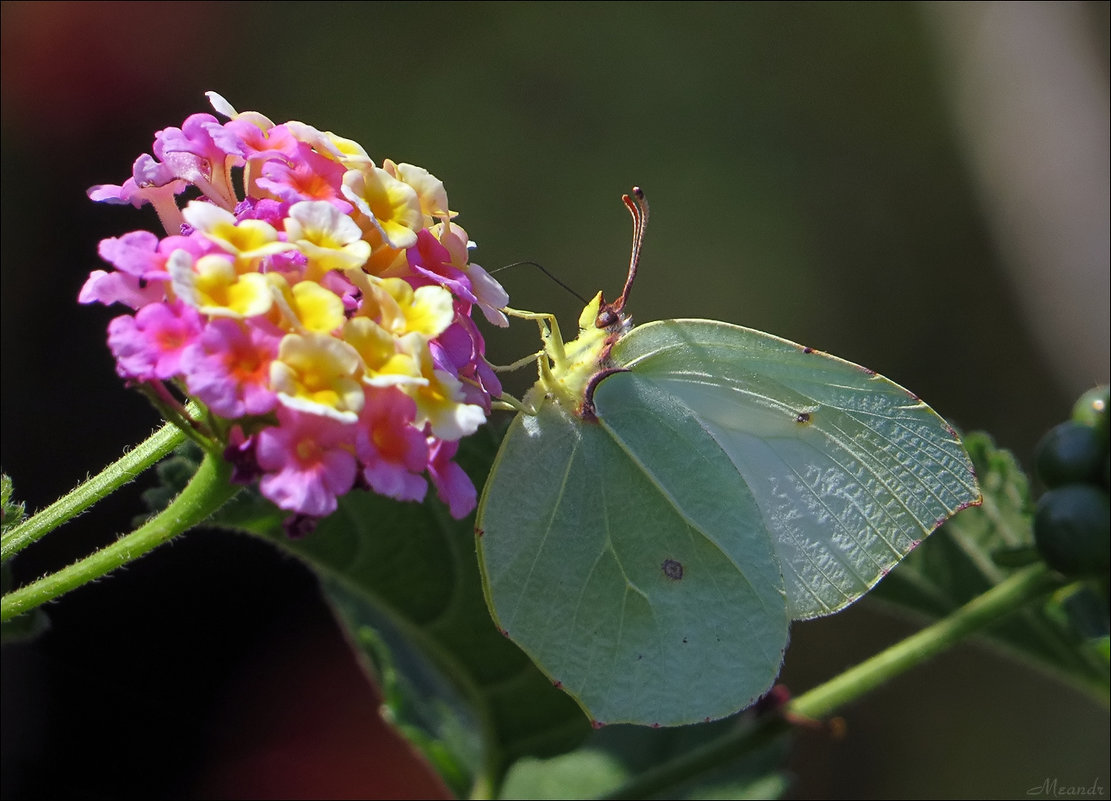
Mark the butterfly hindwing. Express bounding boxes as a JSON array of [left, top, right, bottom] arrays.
[[478, 392, 788, 726]]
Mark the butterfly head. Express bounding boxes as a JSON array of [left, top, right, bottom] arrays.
[[524, 188, 648, 419]]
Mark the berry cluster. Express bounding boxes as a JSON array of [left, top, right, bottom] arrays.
[[80, 93, 509, 527], [1033, 386, 1110, 577]]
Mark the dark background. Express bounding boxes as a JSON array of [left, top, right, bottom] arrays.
[[2, 2, 1108, 798]]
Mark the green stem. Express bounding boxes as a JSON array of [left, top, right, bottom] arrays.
[[467, 774, 495, 801], [2, 420, 187, 563], [603, 564, 1063, 800], [789, 564, 1063, 718], [1, 451, 239, 622]]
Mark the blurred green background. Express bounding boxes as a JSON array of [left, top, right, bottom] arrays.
[[2, 2, 1107, 798]]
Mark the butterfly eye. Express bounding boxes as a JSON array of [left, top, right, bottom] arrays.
[[595, 308, 619, 329]]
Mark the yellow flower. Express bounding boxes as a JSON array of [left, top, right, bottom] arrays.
[[181, 201, 294, 273], [270, 332, 364, 422], [409, 345, 486, 441], [342, 318, 426, 388], [168, 250, 274, 318], [384, 159, 454, 226], [341, 165, 423, 249], [284, 200, 371, 281]]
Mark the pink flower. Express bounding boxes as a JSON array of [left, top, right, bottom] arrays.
[[438, 222, 509, 327], [81, 231, 220, 310], [80, 232, 168, 308], [428, 438, 476, 519], [256, 408, 358, 518], [181, 319, 281, 418], [320, 271, 360, 313], [79, 269, 164, 310], [209, 119, 301, 164], [154, 113, 239, 208], [234, 198, 289, 228], [223, 426, 263, 485], [107, 301, 203, 380], [154, 113, 234, 170], [257, 143, 351, 212], [87, 155, 183, 208], [431, 319, 501, 410], [407, 229, 475, 304], [88, 155, 190, 234], [355, 388, 429, 503]]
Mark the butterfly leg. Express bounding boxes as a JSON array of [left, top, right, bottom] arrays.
[[501, 306, 569, 372], [490, 395, 538, 414], [488, 350, 544, 373]]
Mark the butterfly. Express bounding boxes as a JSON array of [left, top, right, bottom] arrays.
[[476, 188, 980, 727]]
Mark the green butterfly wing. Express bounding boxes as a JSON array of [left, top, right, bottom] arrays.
[[603, 319, 980, 620], [477, 397, 788, 727], [477, 318, 979, 726]]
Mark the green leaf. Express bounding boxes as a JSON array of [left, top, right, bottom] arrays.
[[322, 575, 483, 795], [210, 424, 590, 796], [500, 749, 629, 799], [871, 431, 1110, 699], [134, 442, 208, 524], [478, 318, 978, 726], [1, 561, 48, 643], [594, 717, 792, 801], [500, 717, 792, 800], [2, 474, 44, 639], [1, 473, 27, 536]]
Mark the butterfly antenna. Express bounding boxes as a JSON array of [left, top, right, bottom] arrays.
[[490, 260, 590, 306], [615, 186, 649, 313]]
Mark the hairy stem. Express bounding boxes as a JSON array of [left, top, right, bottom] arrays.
[[1, 451, 239, 622], [2, 419, 189, 563]]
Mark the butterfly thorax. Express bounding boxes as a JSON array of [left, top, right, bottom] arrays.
[[519, 186, 642, 419], [524, 291, 629, 419]]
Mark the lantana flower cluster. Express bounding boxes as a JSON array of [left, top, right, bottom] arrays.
[[80, 92, 508, 525]]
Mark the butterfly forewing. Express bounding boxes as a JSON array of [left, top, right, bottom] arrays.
[[604, 318, 980, 620]]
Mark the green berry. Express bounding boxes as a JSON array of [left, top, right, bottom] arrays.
[[1034, 421, 1106, 488], [1034, 485, 1110, 576], [1072, 385, 1109, 439]]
